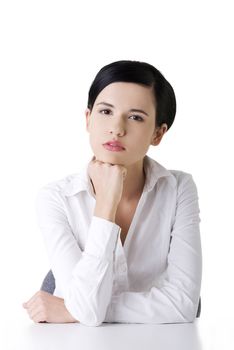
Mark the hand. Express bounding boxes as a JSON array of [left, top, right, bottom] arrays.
[[88, 156, 127, 209], [22, 290, 78, 323]]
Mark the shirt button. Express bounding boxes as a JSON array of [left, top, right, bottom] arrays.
[[120, 264, 127, 274]]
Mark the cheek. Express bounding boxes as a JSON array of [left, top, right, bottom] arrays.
[[136, 127, 152, 141], [88, 119, 101, 134], [90, 118, 104, 131], [89, 128, 103, 149]]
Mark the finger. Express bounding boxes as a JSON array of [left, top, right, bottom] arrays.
[[24, 291, 46, 309], [24, 295, 40, 309], [30, 305, 45, 322], [32, 310, 47, 323], [25, 301, 46, 323], [23, 293, 37, 308]]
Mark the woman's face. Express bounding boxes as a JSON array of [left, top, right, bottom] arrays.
[[85, 82, 167, 166]]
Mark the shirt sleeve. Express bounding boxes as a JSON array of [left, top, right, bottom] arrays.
[[35, 187, 121, 327], [104, 174, 202, 324]]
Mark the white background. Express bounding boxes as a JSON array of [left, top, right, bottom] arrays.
[[0, 0, 234, 348]]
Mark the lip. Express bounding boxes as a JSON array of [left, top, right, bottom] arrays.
[[103, 144, 125, 152], [103, 140, 125, 149]]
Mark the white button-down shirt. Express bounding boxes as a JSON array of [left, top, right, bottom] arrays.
[[35, 154, 202, 326]]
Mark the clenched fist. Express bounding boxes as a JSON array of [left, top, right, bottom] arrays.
[[23, 290, 78, 323], [88, 156, 127, 217]]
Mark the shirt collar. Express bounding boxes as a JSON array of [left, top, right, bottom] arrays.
[[61, 155, 176, 198]]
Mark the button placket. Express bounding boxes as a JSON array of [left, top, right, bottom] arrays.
[[112, 231, 129, 296], [119, 259, 127, 274]]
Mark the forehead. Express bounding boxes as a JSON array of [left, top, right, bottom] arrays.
[[95, 82, 155, 111]]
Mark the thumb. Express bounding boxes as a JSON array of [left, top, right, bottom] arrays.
[[122, 168, 127, 180]]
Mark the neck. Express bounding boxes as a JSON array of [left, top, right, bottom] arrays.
[[120, 157, 146, 202]]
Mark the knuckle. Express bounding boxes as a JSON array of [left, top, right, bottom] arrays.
[[38, 295, 43, 302], [37, 290, 44, 297], [40, 302, 46, 310]]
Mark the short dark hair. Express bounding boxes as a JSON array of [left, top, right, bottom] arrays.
[[87, 60, 176, 131]]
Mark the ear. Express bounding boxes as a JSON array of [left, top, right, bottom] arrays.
[[151, 123, 168, 146], [85, 108, 91, 132]]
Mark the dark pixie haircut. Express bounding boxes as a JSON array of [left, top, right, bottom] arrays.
[[87, 60, 176, 131]]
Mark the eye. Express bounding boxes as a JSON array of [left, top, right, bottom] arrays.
[[129, 115, 144, 122], [99, 109, 144, 122], [99, 109, 112, 115]]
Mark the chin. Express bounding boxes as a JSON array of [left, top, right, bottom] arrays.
[[94, 152, 125, 165]]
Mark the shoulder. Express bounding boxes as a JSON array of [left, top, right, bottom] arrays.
[[35, 173, 80, 203], [168, 169, 199, 198], [146, 156, 198, 193], [39, 173, 78, 192], [169, 169, 194, 184]]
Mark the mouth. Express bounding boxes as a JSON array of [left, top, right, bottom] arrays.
[[103, 144, 125, 152]]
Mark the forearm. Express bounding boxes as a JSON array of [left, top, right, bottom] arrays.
[[63, 216, 121, 327]]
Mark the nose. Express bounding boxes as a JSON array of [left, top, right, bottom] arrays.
[[109, 117, 126, 137]]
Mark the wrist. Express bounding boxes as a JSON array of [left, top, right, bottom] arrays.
[[94, 202, 117, 222], [63, 300, 79, 323]]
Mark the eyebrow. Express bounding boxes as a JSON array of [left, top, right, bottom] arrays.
[[96, 102, 149, 117]]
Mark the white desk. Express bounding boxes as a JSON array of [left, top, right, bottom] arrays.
[[2, 316, 234, 350], [0, 318, 212, 350]]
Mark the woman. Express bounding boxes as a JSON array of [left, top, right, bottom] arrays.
[[23, 60, 202, 326]]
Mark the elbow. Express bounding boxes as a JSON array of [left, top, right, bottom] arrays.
[[189, 297, 201, 322], [186, 295, 202, 322], [78, 312, 104, 327], [175, 283, 202, 323], [184, 311, 197, 323], [80, 308, 104, 327], [179, 299, 201, 323], [85, 319, 103, 327], [65, 299, 105, 327]]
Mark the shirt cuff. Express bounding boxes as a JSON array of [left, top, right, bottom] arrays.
[[84, 216, 121, 261]]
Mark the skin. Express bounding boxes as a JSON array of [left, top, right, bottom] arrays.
[[23, 82, 167, 324], [86, 82, 167, 203], [22, 291, 77, 323]]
